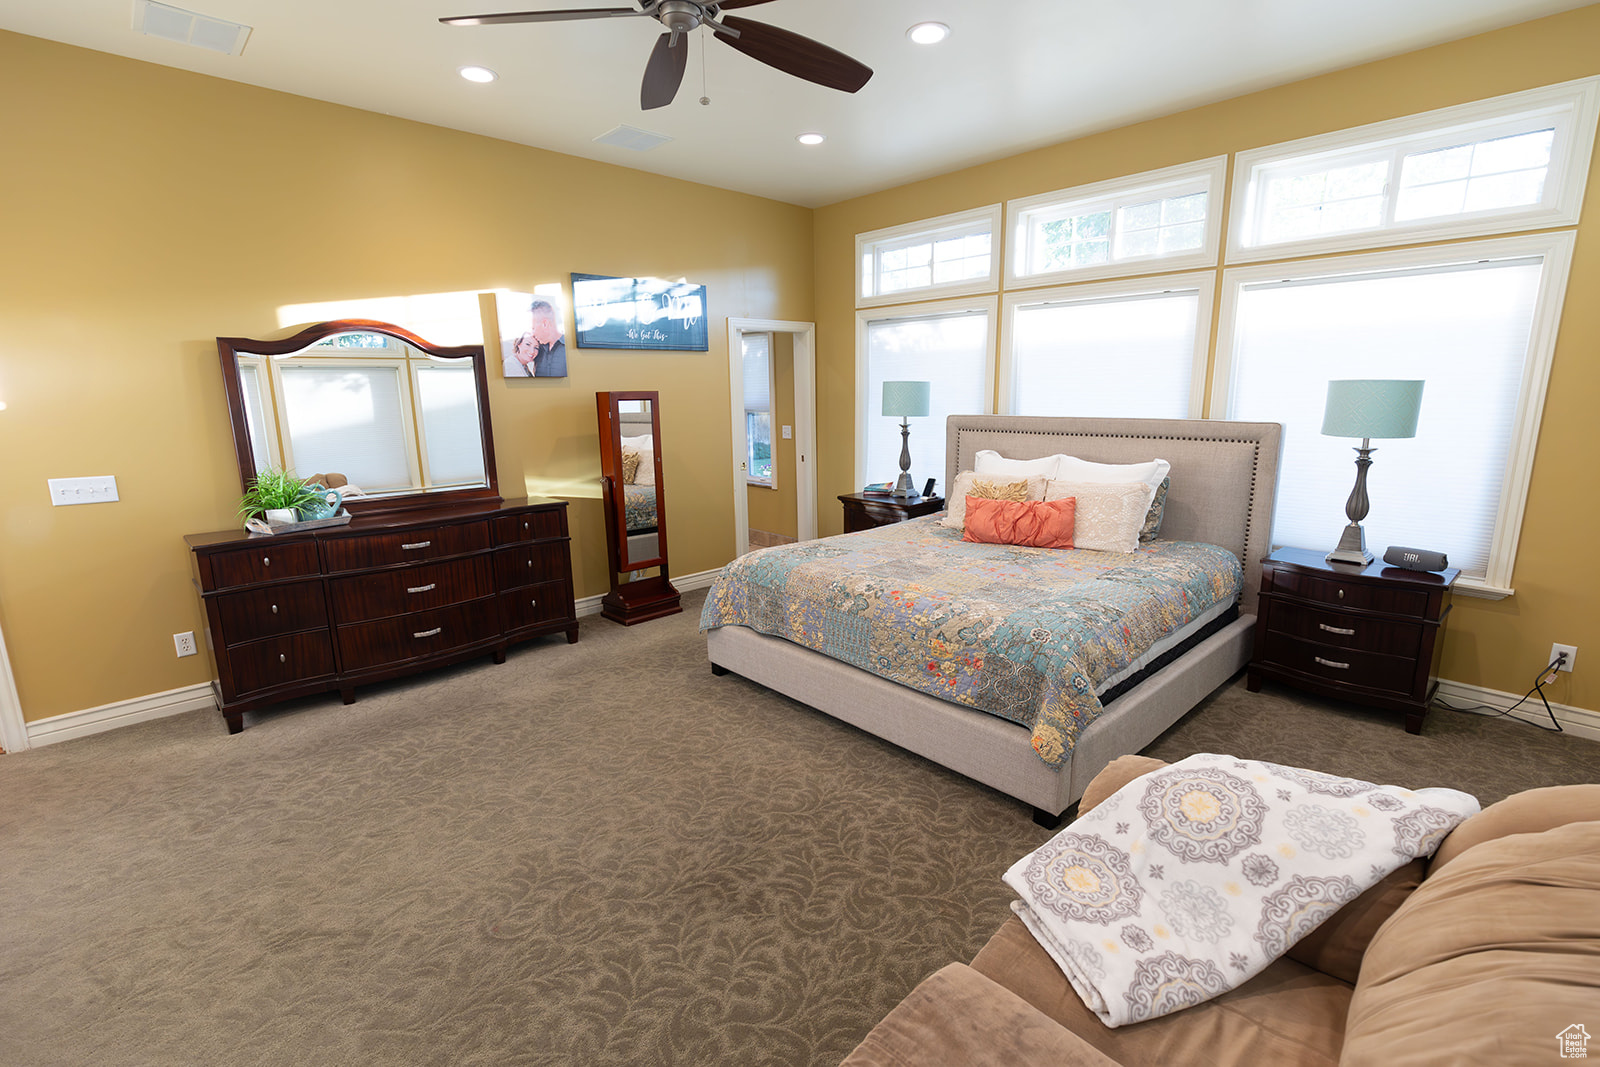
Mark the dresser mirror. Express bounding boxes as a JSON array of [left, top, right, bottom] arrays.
[[217, 319, 499, 515], [596, 390, 681, 624]]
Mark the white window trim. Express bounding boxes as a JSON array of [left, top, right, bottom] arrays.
[[854, 295, 998, 489], [744, 332, 776, 489], [998, 272, 1215, 417], [1005, 156, 1228, 289], [856, 204, 1002, 308], [1212, 231, 1577, 599], [1227, 76, 1600, 263]]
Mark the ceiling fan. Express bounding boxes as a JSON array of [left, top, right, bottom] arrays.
[[440, 1, 873, 110]]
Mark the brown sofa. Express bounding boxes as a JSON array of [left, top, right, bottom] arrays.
[[844, 755, 1600, 1066]]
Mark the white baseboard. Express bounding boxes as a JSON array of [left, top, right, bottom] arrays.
[[574, 567, 723, 617], [26, 683, 217, 748], [1433, 678, 1600, 742]]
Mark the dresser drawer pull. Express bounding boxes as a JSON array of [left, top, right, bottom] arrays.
[[1314, 656, 1350, 670], [413, 627, 443, 639], [402, 541, 432, 551], [278, 653, 286, 664], [1336, 589, 1344, 599], [523, 521, 530, 531], [407, 583, 437, 594], [263, 556, 270, 567], [271, 604, 279, 614], [529, 598, 537, 607], [1318, 623, 1355, 636]]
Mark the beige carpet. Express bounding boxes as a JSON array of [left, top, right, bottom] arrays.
[[1, 589, 1595, 1066]]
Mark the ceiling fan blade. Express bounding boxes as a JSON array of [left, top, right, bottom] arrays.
[[712, 15, 872, 94], [440, 7, 643, 26], [712, 0, 781, 9], [641, 31, 688, 110]]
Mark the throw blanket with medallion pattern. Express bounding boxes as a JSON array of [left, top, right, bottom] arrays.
[[1003, 753, 1479, 1026]]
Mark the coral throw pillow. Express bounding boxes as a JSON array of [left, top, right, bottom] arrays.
[[961, 496, 1076, 549]]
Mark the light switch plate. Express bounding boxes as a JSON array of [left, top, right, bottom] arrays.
[[48, 476, 120, 506], [782, 425, 792, 439]]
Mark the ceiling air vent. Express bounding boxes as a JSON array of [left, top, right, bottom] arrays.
[[593, 125, 673, 152], [133, 1, 252, 56]]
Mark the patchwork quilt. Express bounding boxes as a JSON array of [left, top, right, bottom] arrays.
[[1003, 754, 1479, 1026], [624, 484, 657, 532], [699, 517, 1242, 767]]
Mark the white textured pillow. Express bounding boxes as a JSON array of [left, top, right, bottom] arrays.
[[974, 449, 1062, 480], [941, 471, 1047, 531], [1042, 480, 1157, 553], [622, 434, 656, 486], [1054, 455, 1171, 495]]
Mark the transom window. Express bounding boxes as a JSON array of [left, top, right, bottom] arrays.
[[857, 205, 1001, 306]]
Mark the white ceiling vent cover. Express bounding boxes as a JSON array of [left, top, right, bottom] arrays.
[[593, 125, 673, 152], [133, 1, 252, 56]]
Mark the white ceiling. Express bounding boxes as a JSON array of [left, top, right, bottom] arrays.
[[2, 0, 1592, 207]]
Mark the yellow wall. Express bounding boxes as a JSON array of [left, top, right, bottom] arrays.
[[811, 5, 1600, 710], [746, 333, 798, 539], [0, 30, 811, 722]]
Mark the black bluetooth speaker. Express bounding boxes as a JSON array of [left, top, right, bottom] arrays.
[[1383, 546, 1449, 572]]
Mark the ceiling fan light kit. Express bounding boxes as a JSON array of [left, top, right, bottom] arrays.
[[441, 0, 873, 110]]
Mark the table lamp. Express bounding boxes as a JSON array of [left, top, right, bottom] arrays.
[[1321, 379, 1424, 565], [881, 380, 931, 498]]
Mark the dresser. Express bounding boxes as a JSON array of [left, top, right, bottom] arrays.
[[839, 493, 946, 532], [186, 497, 577, 733], [1247, 547, 1459, 733]]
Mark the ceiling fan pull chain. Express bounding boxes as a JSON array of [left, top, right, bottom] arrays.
[[699, 24, 710, 105]]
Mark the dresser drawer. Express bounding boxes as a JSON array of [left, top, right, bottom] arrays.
[[1263, 599, 1423, 658], [494, 543, 571, 588], [225, 631, 336, 697], [494, 510, 566, 545], [335, 599, 500, 672], [204, 541, 321, 590], [1266, 569, 1428, 618], [328, 557, 493, 624], [321, 521, 490, 572], [214, 579, 328, 643], [1259, 631, 1419, 696], [498, 580, 572, 632]]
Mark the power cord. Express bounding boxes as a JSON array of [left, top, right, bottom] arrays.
[[1433, 651, 1565, 732]]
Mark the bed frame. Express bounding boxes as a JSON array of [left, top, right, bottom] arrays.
[[706, 416, 1282, 824]]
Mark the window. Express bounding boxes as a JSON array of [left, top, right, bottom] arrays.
[[413, 364, 485, 487], [1006, 158, 1227, 287], [1215, 233, 1576, 596], [857, 205, 1001, 306], [277, 362, 415, 491], [1230, 77, 1600, 261], [857, 298, 996, 490], [1000, 275, 1213, 418], [742, 332, 775, 486]]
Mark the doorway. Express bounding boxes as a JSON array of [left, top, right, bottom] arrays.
[[0, 622, 26, 752], [726, 318, 817, 557]]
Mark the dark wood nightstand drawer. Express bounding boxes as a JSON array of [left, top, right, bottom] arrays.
[[1262, 598, 1423, 658], [1266, 569, 1428, 617], [839, 493, 945, 532], [1260, 631, 1420, 696]]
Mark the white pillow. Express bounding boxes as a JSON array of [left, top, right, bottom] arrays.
[[622, 434, 656, 486], [974, 449, 1062, 480], [1042, 480, 1158, 553], [1054, 455, 1171, 495], [940, 471, 1048, 531]]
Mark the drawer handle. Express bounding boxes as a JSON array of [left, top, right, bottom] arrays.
[[1336, 589, 1344, 599], [413, 627, 443, 639], [402, 541, 432, 551], [1318, 623, 1355, 636], [523, 521, 530, 531], [1314, 656, 1350, 670], [407, 583, 437, 594], [263, 556, 270, 567], [529, 598, 537, 607], [271, 604, 279, 614], [278, 653, 286, 663]]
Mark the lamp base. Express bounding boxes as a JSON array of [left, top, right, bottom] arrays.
[[891, 472, 915, 499], [1326, 523, 1374, 566]]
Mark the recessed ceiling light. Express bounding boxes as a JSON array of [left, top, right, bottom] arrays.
[[797, 132, 826, 146], [907, 22, 950, 45], [459, 66, 498, 83]]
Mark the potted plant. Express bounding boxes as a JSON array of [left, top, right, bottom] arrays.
[[238, 468, 323, 526]]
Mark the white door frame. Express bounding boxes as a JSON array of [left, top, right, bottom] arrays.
[[0, 621, 27, 753], [727, 318, 817, 557]]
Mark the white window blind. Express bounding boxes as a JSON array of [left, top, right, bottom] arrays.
[[414, 365, 484, 487], [279, 365, 411, 491], [742, 332, 774, 484], [1224, 257, 1545, 583], [1006, 285, 1205, 418], [237, 363, 274, 473], [863, 310, 990, 490]]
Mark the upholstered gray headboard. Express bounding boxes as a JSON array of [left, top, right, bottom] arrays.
[[945, 416, 1282, 615]]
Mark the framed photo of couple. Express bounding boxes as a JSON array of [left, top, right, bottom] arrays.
[[496, 289, 569, 379]]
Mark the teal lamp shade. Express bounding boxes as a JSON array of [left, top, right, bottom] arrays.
[[881, 380, 931, 418], [1321, 380, 1424, 440]]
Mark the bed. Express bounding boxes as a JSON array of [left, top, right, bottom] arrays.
[[703, 415, 1282, 824]]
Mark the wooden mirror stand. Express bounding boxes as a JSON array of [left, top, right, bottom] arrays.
[[596, 390, 682, 624]]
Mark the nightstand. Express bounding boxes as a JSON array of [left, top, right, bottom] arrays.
[[839, 493, 945, 533], [1247, 547, 1459, 734]]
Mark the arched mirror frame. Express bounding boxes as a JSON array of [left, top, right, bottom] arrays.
[[596, 389, 681, 624], [216, 318, 500, 516]]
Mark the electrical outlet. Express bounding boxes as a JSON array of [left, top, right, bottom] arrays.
[[48, 475, 119, 506], [174, 631, 198, 658], [1550, 643, 1577, 672]]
